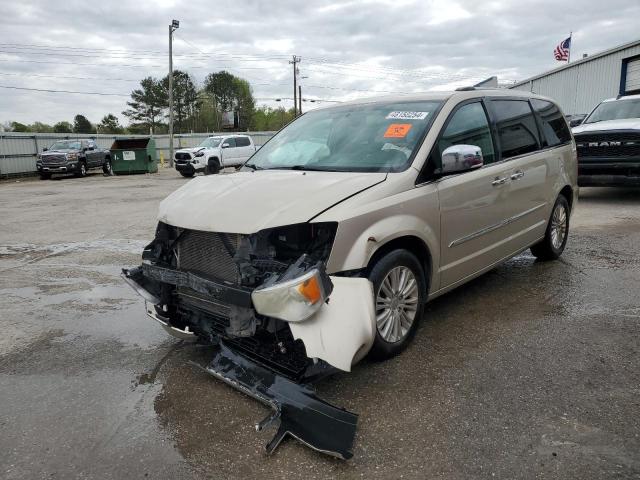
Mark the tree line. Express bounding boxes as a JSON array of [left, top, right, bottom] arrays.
[[3, 70, 297, 134]]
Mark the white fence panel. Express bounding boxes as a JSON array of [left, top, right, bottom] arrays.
[[0, 132, 276, 177]]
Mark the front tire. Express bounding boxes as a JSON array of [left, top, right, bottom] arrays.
[[40, 173, 51, 180], [367, 249, 427, 360], [531, 194, 570, 260], [179, 171, 194, 178], [206, 158, 221, 175], [75, 161, 87, 178]]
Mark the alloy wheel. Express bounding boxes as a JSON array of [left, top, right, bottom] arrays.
[[375, 266, 419, 343], [550, 203, 567, 249]]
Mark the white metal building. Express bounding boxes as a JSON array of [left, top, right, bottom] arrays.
[[510, 38, 640, 115]]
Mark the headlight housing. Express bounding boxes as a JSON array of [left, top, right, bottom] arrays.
[[194, 151, 204, 157], [252, 266, 332, 323], [67, 153, 78, 160]]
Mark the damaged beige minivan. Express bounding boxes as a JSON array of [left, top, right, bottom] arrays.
[[124, 88, 577, 458]]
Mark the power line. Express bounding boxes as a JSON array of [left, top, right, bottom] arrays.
[[0, 57, 276, 71], [0, 70, 423, 97], [0, 84, 129, 96], [0, 49, 286, 64], [0, 44, 290, 62], [255, 96, 342, 104], [0, 41, 292, 59], [0, 42, 486, 81], [0, 57, 167, 69], [174, 35, 206, 55], [0, 71, 140, 83]]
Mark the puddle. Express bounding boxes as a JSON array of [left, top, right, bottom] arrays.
[[0, 239, 149, 264]]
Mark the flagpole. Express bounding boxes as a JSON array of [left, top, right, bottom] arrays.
[[567, 31, 572, 63]]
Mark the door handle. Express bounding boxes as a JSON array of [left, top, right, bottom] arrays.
[[491, 177, 507, 186], [510, 170, 525, 180]]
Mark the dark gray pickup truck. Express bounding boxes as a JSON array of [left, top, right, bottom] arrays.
[[572, 94, 640, 186], [36, 139, 112, 180]]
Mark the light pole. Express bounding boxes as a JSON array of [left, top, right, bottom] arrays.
[[168, 19, 179, 167]]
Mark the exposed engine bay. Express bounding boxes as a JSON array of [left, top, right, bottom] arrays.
[[124, 221, 340, 380], [123, 220, 379, 458]]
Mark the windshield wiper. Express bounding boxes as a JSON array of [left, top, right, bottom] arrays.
[[269, 165, 342, 172], [243, 163, 262, 171]]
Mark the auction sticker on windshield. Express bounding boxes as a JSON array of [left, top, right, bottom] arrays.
[[386, 111, 429, 120], [384, 123, 412, 138]]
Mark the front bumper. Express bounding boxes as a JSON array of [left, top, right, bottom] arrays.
[[124, 263, 375, 372], [122, 263, 372, 459], [578, 159, 640, 187], [193, 341, 358, 459], [175, 162, 195, 174], [37, 163, 78, 173]]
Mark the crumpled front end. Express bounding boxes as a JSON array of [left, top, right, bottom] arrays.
[[123, 221, 376, 458]]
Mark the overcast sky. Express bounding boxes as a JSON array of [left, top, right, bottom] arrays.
[[1, 0, 639, 126]]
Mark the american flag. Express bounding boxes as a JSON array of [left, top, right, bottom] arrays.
[[554, 37, 571, 61]]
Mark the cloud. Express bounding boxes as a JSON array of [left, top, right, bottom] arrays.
[[0, 0, 638, 125]]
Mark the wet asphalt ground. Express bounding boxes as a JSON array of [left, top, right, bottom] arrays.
[[0, 169, 638, 480]]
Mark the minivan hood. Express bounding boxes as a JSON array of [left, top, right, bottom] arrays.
[[573, 118, 640, 134], [158, 170, 387, 234]]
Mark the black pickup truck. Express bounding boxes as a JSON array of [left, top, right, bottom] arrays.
[[572, 94, 640, 186], [36, 139, 112, 180]]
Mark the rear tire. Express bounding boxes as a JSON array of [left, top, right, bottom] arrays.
[[367, 249, 427, 360], [103, 159, 113, 176], [531, 194, 570, 260]]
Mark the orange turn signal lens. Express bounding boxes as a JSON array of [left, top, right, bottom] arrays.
[[297, 275, 322, 304]]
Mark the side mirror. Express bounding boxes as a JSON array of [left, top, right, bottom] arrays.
[[221, 143, 230, 149], [569, 117, 584, 127], [43, 147, 48, 152], [441, 144, 483, 174]]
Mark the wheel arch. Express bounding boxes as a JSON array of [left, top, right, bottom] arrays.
[[366, 235, 433, 292], [559, 184, 574, 213]]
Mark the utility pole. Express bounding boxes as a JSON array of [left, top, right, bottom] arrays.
[[298, 85, 302, 115], [289, 55, 300, 116], [168, 19, 179, 167]]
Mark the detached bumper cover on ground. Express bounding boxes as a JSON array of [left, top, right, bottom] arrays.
[[192, 342, 358, 459], [122, 259, 374, 459]]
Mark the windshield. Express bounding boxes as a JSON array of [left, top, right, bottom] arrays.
[[198, 137, 222, 148], [585, 98, 640, 123], [245, 100, 443, 172], [49, 140, 81, 150]]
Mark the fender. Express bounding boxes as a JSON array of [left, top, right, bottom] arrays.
[[319, 184, 442, 292]]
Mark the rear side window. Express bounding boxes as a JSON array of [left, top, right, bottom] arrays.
[[491, 100, 540, 159], [530, 99, 572, 147], [235, 136, 251, 147], [435, 102, 496, 167]]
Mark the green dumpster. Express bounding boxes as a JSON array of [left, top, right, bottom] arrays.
[[110, 138, 158, 174]]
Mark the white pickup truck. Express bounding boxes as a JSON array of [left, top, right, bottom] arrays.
[[174, 134, 257, 177]]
